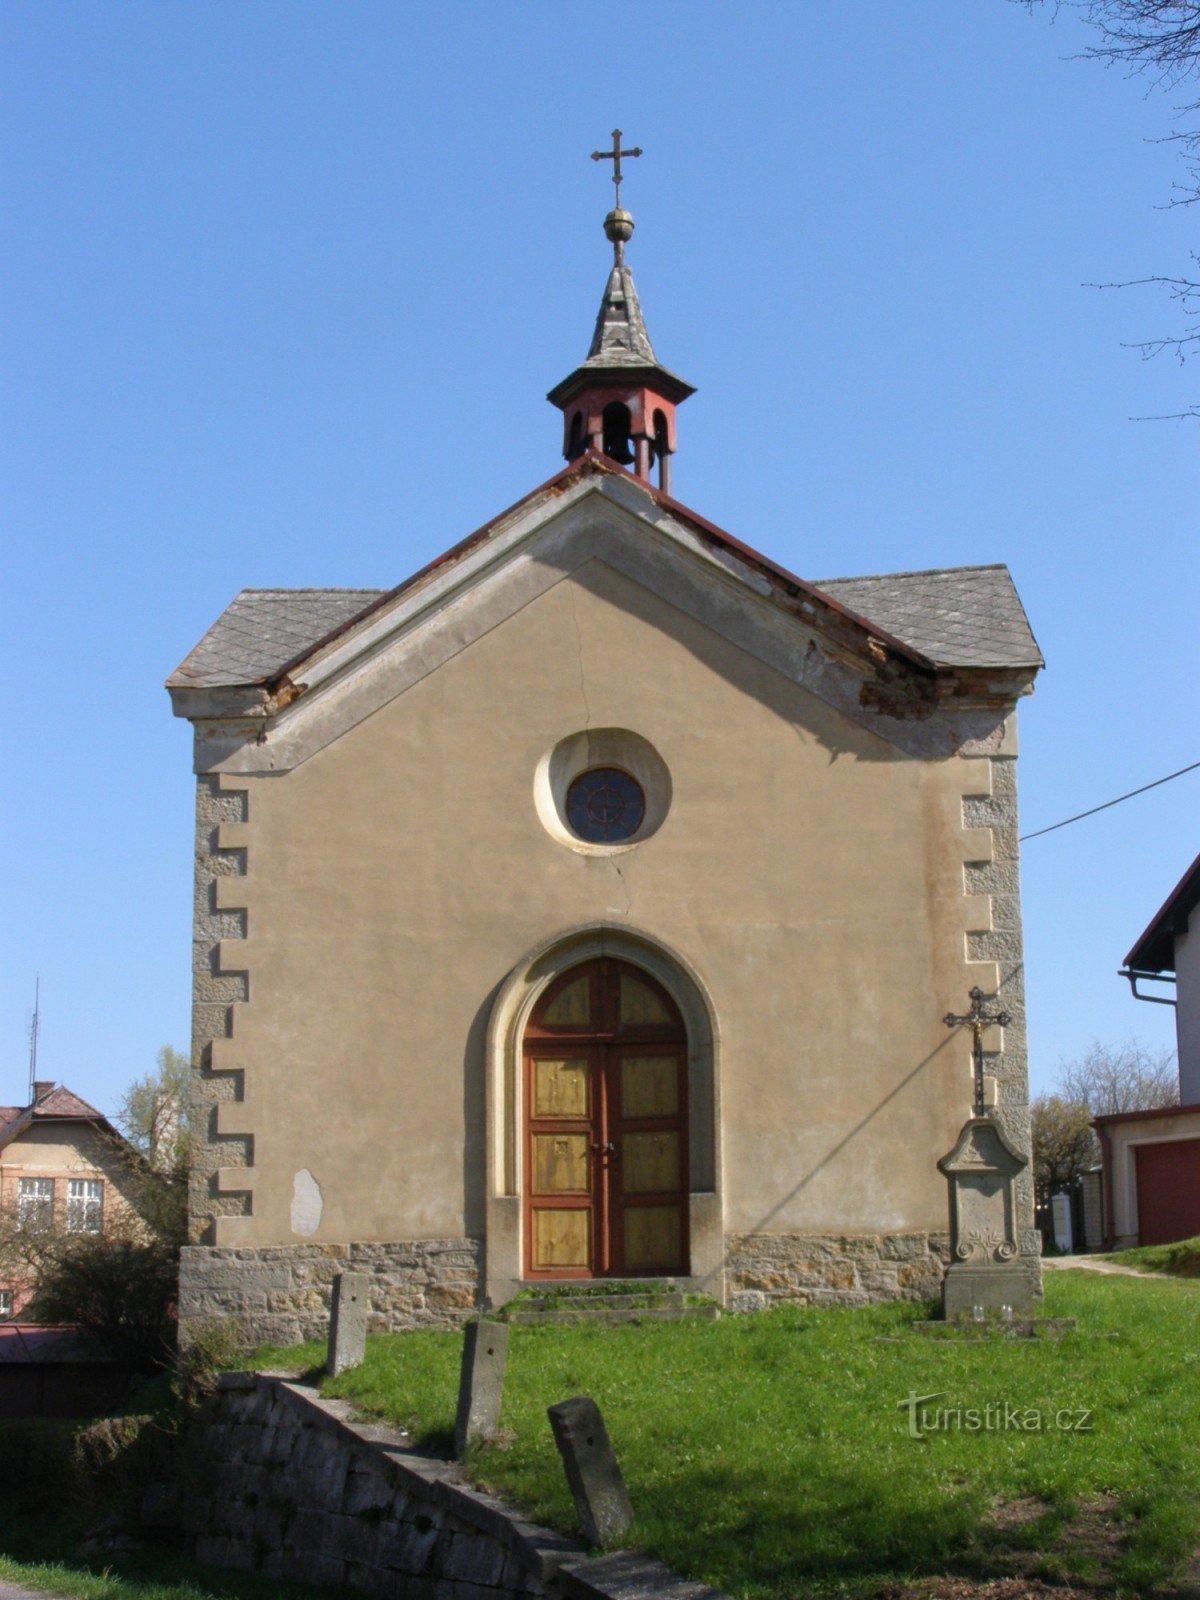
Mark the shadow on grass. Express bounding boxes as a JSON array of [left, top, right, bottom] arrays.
[[623, 1461, 1103, 1597]]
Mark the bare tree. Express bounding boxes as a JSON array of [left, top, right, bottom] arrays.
[[1072, 1, 1200, 83], [1058, 1037, 1179, 1114], [1030, 1039, 1177, 1222], [1021, 1, 1200, 416]]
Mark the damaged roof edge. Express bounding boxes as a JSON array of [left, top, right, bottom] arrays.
[[168, 452, 1043, 704], [170, 454, 942, 702]]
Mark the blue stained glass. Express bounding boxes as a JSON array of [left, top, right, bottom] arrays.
[[566, 768, 645, 843]]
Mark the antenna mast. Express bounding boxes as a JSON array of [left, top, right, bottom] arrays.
[[28, 977, 40, 1105]]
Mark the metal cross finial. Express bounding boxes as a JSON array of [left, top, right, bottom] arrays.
[[591, 128, 642, 209], [944, 986, 1011, 1118]]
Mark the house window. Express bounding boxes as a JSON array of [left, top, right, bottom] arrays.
[[17, 1177, 54, 1229], [0, 1290, 12, 1320], [67, 1179, 104, 1234]]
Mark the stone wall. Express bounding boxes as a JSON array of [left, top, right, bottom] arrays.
[[150, 1372, 727, 1600], [179, 1240, 482, 1347], [724, 1232, 949, 1313], [181, 1232, 961, 1344]]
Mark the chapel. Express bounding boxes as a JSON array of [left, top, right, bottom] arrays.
[[168, 142, 1044, 1342]]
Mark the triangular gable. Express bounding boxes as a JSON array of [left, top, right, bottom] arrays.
[[170, 455, 931, 696], [0, 1085, 114, 1156], [33, 1086, 107, 1121], [169, 454, 1040, 773]]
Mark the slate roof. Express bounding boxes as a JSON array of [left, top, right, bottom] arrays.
[[173, 563, 1039, 691], [547, 262, 695, 409], [170, 589, 386, 689], [586, 263, 659, 368], [814, 565, 1042, 670], [168, 463, 1041, 692]]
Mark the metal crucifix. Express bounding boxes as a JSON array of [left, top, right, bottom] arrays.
[[591, 128, 642, 208], [944, 986, 1011, 1117]]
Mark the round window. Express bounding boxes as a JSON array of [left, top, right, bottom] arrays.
[[565, 767, 646, 844]]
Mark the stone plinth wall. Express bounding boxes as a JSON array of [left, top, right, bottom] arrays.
[[149, 1373, 728, 1600], [724, 1232, 950, 1313], [178, 1239, 482, 1346], [180, 1231, 960, 1344]]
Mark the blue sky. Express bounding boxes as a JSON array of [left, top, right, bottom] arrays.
[[2, 1, 1196, 1114]]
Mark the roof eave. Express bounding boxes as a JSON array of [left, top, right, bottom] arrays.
[[169, 453, 1041, 722], [167, 682, 274, 719], [547, 364, 697, 409], [0, 1108, 118, 1156], [1124, 849, 1200, 974], [1093, 1099, 1199, 1127]]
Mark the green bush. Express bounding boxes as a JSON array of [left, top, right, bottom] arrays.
[[32, 1238, 178, 1370], [174, 1316, 249, 1402]]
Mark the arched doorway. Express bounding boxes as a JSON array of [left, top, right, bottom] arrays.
[[523, 957, 689, 1278]]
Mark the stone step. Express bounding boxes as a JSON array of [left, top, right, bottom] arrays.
[[549, 1291, 688, 1310], [506, 1303, 720, 1327]]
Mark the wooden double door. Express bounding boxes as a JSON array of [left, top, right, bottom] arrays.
[[524, 957, 688, 1279]]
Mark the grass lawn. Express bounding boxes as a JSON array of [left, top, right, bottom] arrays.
[[0, 1556, 343, 1600], [1100, 1235, 1200, 1279], [255, 1272, 1200, 1599]]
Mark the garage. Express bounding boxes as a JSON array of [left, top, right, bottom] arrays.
[[1134, 1138, 1200, 1246]]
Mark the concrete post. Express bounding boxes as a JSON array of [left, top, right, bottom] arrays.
[[327, 1270, 369, 1377], [454, 1319, 509, 1457], [547, 1396, 633, 1548]]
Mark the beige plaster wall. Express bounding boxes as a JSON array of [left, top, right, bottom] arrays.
[[206, 558, 1009, 1258], [0, 1122, 145, 1236], [1176, 925, 1200, 1104]]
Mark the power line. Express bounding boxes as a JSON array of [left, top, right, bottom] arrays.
[[1020, 759, 1200, 842]]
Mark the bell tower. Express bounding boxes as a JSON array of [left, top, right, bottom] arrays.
[[547, 131, 695, 497]]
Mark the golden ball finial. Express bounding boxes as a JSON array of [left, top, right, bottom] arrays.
[[604, 208, 635, 246]]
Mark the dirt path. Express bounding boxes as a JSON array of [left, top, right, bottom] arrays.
[[1042, 1255, 1169, 1279], [0, 1584, 74, 1600]]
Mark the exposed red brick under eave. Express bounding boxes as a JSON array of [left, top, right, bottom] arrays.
[[264, 452, 943, 696]]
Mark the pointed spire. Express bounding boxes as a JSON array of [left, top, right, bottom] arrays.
[[585, 260, 658, 369], [547, 132, 694, 494]]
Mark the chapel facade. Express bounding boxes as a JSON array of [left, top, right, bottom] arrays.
[[169, 172, 1044, 1344]]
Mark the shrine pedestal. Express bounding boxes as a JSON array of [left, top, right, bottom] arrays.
[[938, 1115, 1038, 1320]]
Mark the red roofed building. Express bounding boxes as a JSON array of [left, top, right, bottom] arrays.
[[0, 1082, 147, 1319]]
